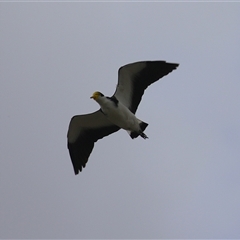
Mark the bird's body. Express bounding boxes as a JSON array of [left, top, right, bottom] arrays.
[[93, 93, 147, 138], [67, 60, 179, 174]]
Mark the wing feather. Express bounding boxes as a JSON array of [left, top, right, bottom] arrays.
[[114, 61, 179, 113], [67, 110, 120, 174]]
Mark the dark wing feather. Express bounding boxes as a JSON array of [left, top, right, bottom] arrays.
[[67, 110, 120, 174], [114, 61, 179, 113]]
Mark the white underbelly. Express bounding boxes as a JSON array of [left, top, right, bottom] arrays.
[[103, 103, 140, 131]]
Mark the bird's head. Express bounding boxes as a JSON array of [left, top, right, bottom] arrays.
[[90, 91, 104, 100]]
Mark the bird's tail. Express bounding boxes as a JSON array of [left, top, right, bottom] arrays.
[[129, 121, 148, 139]]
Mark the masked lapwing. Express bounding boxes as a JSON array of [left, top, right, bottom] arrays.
[[67, 61, 179, 174]]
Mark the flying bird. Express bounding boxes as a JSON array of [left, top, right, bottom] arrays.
[[67, 61, 179, 174]]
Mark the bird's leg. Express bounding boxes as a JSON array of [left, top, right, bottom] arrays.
[[140, 132, 148, 139]]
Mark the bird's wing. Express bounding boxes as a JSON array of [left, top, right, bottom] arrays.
[[113, 61, 179, 113], [67, 110, 120, 174]]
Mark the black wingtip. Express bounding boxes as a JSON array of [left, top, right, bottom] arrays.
[[73, 162, 87, 175], [173, 63, 179, 69]]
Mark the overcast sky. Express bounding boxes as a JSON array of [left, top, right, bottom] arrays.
[[1, 2, 240, 239]]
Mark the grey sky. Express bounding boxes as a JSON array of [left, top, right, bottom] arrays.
[[1, 2, 240, 239]]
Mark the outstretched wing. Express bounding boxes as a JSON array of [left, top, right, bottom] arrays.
[[113, 61, 179, 113], [67, 110, 120, 174]]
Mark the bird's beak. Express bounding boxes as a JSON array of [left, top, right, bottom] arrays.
[[91, 92, 99, 100], [90, 93, 96, 100]]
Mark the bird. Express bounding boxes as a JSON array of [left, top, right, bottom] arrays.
[[67, 61, 179, 174]]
